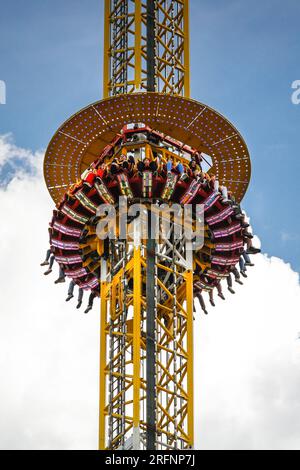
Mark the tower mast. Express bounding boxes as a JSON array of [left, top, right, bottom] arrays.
[[103, 0, 190, 97], [100, 0, 193, 450]]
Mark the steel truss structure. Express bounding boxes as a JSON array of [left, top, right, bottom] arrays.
[[100, 0, 194, 450], [103, 0, 190, 97], [43, 0, 252, 453], [99, 214, 194, 450]]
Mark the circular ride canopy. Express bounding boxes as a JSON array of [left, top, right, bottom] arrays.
[[44, 92, 251, 205]]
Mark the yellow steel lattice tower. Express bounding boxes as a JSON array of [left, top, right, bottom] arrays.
[[99, 0, 194, 450], [103, 0, 190, 97]]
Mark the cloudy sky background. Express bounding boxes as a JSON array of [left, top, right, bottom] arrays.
[[0, 0, 300, 449]]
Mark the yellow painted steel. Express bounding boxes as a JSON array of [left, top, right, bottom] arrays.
[[103, 0, 191, 97], [133, 246, 141, 430], [99, 280, 108, 450], [134, 0, 142, 92], [97, 231, 194, 448], [99, 0, 195, 450], [183, 0, 191, 98], [103, 0, 110, 99], [185, 269, 194, 447]]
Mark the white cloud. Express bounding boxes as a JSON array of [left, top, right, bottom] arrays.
[[0, 135, 99, 450], [195, 255, 300, 450], [281, 231, 299, 243], [0, 133, 41, 171], [0, 135, 299, 450]]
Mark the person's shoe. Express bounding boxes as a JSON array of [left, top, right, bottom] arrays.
[[210, 300, 216, 307], [55, 277, 66, 284], [243, 231, 254, 239], [44, 269, 52, 275], [245, 262, 254, 267], [76, 301, 82, 309], [84, 306, 92, 314], [241, 270, 248, 278], [180, 173, 189, 182], [241, 222, 250, 228], [66, 294, 74, 302], [221, 198, 230, 205], [247, 247, 261, 255], [204, 310, 209, 315], [40, 261, 49, 266], [235, 279, 243, 285], [228, 287, 235, 294], [218, 293, 225, 300]]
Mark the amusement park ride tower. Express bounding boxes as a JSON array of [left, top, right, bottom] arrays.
[[44, 0, 254, 451]]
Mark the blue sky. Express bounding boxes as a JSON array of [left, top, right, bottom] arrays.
[[0, 0, 299, 272]]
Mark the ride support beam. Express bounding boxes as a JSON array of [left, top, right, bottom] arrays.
[[146, 210, 157, 450], [146, 0, 156, 92], [103, 0, 190, 97]]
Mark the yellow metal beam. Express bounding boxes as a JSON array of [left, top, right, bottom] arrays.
[[134, 0, 142, 91], [103, 0, 111, 99], [133, 247, 142, 424], [185, 269, 194, 447], [98, 280, 108, 450], [103, 0, 191, 97], [99, 0, 194, 451], [183, 0, 191, 98]]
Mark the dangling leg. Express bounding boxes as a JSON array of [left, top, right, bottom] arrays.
[[227, 273, 235, 294], [44, 254, 55, 275], [239, 256, 248, 278], [77, 288, 84, 309], [55, 265, 66, 284], [166, 160, 173, 174], [66, 280, 75, 301], [233, 267, 243, 285], [209, 289, 215, 307], [246, 237, 261, 255], [177, 162, 188, 181], [196, 292, 208, 315], [220, 185, 229, 204], [213, 179, 220, 193], [243, 251, 254, 267], [41, 249, 51, 266], [84, 292, 96, 314], [217, 281, 225, 300]]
